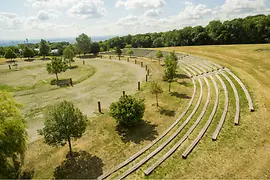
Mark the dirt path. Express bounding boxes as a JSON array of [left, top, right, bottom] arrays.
[[2, 58, 145, 142]]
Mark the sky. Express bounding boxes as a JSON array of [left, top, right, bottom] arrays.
[[0, 0, 269, 40]]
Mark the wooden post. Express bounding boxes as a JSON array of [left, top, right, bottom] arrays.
[[98, 101, 101, 113], [146, 75, 148, 82], [135, 59, 137, 64], [141, 62, 143, 67], [100, 55, 102, 59], [109, 56, 111, 59], [123, 91, 125, 96], [145, 65, 148, 71], [8, 65, 11, 69], [83, 60, 85, 65], [138, 82, 140, 90], [127, 58, 129, 62], [147, 69, 150, 76], [70, 78, 73, 87]]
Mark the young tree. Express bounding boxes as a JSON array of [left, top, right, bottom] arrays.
[[164, 53, 178, 92], [4, 48, 17, 64], [115, 46, 122, 60], [76, 33, 92, 55], [128, 49, 134, 57], [23, 47, 34, 60], [91, 42, 100, 55], [40, 39, 50, 59], [156, 50, 163, 64], [46, 57, 68, 81], [63, 46, 75, 67], [150, 81, 163, 107], [38, 101, 87, 156], [109, 95, 145, 127], [0, 91, 27, 179]]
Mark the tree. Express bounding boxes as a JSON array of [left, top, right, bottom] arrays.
[[38, 101, 87, 156], [109, 95, 145, 127], [156, 50, 163, 64], [40, 39, 50, 59], [63, 46, 75, 67], [0, 91, 27, 179], [153, 37, 164, 47], [76, 33, 92, 55], [46, 57, 68, 81], [4, 48, 16, 64], [128, 49, 134, 57], [23, 47, 34, 60], [91, 42, 100, 55], [115, 46, 122, 60], [164, 53, 178, 92], [150, 81, 163, 107]]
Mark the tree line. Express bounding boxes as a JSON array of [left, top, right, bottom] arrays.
[[99, 14, 270, 50]]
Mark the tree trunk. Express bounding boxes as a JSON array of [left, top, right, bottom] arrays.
[[169, 82, 171, 92], [55, 73, 59, 81], [67, 136, 73, 157], [156, 94, 159, 107], [69, 61, 71, 67]]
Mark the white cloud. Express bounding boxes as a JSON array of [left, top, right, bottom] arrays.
[[26, 0, 78, 9], [175, 4, 212, 21], [37, 10, 58, 21], [144, 9, 163, 17], [116, 0, 165, 9], [117, 15, 140, 26], [67, 0, 106, 19], [0, 12, 25, 30]]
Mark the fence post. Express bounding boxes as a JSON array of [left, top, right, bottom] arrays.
[[8, 65, 11, 69], [141, 62, 143, 67], [123, 91, 125, 96], [70, 78, 73, 87], [145, 65, 148, 71], [83, 60, 85, 65], [146, 75, 148, 82], [147, 69, 150, 76], [135, 59, 137, 64], [98, 101, 101, 113], [138, 82, 140, 90]]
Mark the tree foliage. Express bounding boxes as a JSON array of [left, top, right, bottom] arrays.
[[0, 91, 27, 179], [23, 47, 34, 59], [109, 95, 145, 127], [63, 46, 75, 67], [4, 48, 16, 61], [150, 81, 163, 107], [164, 52, 178, 92], [46, 57, 68, 81], [38, 101, 87, 155], [91, 42, 100, 55], [156, 50, 163, 64], [128, 49, 134, 57], [76, 33, 92, 55], [97, 14, 270, 49], [115, 46, 122, 60], [40, 39, 50, 58]]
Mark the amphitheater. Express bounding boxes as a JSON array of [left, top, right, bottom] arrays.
[[98, 49, 254, 179]]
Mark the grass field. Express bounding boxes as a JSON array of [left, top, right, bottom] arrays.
[[2, 44, 270, 179]]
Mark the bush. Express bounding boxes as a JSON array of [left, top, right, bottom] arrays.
[[109, 95, 145, 127]]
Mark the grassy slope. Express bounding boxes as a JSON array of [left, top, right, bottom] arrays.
[[22, 57, 193, 178], [149, 44, 270, 178]]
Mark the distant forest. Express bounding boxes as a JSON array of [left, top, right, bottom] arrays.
[[0, 14, 269, 58], [99, 14, 270, 51]]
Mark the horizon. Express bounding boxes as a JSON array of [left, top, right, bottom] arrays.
[[1, 0, 270, 40]]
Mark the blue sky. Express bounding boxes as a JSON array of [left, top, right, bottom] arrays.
[[0, 0, 269, 40]]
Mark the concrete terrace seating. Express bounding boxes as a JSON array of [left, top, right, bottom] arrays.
[[144, 75, 211, 175], [98, 62, 197, 180], [97, 50, 255, 179], [117, 72, 203, 179]]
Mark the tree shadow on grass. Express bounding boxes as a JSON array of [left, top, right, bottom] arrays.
[[54, 151, 104, 179], [50, 79, 71, 87], [68, 65, 78, 69], [170, 92, 191, 99], [24, 58, 35, 62], [159, 108, 176, 117], [116, 120, 158, 144], [179, 81, 189, 86], [175, 73, 190, 79]]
